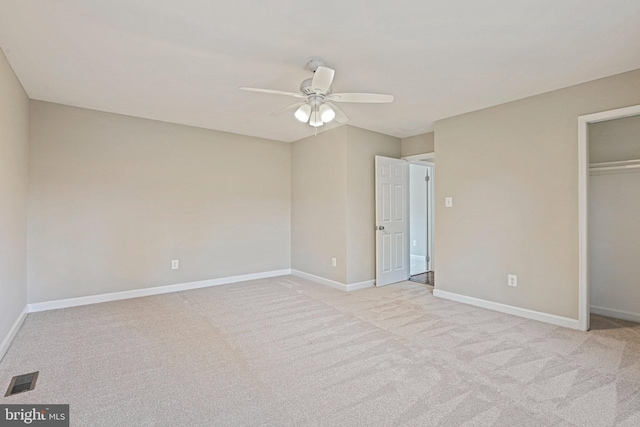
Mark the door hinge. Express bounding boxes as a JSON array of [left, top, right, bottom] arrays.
[[425, 176, 430, 182], [426, 255, 430, 262]]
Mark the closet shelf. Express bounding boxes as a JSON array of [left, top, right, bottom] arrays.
[[590, 159, 640, 175]]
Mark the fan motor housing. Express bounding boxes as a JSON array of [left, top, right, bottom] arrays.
[[299, 78, 314, 95], [300, 78, 332, 96]]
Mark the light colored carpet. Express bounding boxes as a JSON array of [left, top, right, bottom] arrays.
[[1, 275, 640, 426]]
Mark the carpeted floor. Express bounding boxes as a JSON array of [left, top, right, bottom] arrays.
[[1, 275, 640, 426]]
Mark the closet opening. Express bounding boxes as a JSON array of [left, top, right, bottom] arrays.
[[578, 105, 640, 331]]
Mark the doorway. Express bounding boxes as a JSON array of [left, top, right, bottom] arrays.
[[405, 153, 435, 286], [374, 153, 435, 287], [578, 104, 640, 331]]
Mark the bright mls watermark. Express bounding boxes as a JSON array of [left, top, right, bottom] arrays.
[[0, 405, 68, 426]]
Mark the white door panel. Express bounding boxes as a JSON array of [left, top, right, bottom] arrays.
[[375, 156, 409, 286]]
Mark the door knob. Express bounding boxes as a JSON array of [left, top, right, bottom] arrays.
[[375, 226, 385, 231]]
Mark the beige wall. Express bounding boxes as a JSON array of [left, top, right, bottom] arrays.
[[346, 126, 401, 284], [291, 127, 348, 283], [401, 132, 434, 157], [28, 101, 291, 303], [434, 69, 640, 319], [0, 49, 29, 344], [589, 115, 640, 163], [291, 125, 400, 285]]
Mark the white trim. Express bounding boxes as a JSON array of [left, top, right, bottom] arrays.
[[579, 104, 640, 124], [290, 270, 375, 292], [402, 152, 434, 162], [591, 305, 640, 323], [578, 114, 590, 331], [291, 269, 347, 291], [27, 269, 292, 313], [433, 289, 581, 330], [345, 280, 376, 291], [0, 306, 28, 362], [578, 104, 640, 332]]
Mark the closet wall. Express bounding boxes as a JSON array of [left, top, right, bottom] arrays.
[[589, 115, 640, 321]]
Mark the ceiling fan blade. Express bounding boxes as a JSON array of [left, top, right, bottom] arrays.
[[269, 101, 305, 117], [311, 66, 335, 94], [326, 102, 349, 123], [239, 87, 305, 98], [327, 93, 394, 103]]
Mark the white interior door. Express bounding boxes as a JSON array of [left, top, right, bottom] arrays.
[[375, 156, 409, 286]]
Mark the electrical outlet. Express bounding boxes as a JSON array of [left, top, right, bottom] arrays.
[[171, 259, 179, 270], [445, 197, 453, 207], [331, 257, 337, 267], [508, 274, 517, 287]]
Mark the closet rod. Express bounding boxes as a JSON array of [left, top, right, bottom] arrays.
[[590, 159, 640, 167], [590, 164, 640, 172]]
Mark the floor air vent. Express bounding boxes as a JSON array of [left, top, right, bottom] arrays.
[[4, 371, 39, 397]]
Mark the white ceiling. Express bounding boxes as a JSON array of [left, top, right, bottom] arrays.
[[1, 1, 639, 142]]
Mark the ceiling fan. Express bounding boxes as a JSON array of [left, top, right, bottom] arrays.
[[240, 59, 393, 128]]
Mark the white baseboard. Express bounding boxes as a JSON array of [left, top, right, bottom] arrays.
[[433, 289, 581, 330], [28, 269, 292, 313], [291, 270, 375, 292], [591, 305, 640, 323], [0, 306, 28, 363], [292, 270, 347, 291], [346, 279, 376, 291]]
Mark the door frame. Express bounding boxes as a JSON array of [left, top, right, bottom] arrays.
[[577, 104, 640, 331], [402, 152, 435, 276]]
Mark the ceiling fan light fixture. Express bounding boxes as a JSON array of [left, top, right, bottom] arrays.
[[309, 109, 324, 127], [294, 103, 311, 122], [319, 104, 335, 123]]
